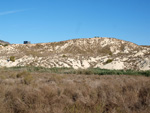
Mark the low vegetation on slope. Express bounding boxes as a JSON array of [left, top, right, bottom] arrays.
[[0, 67, 150, 113]]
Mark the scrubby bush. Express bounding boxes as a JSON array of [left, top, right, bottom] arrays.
[[104, 59, 113, 64], [10, 56, 15, 62], [62, 54, 67, 57]]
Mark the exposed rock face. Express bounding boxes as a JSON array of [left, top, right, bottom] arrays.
[[0, 37, 150, 70]]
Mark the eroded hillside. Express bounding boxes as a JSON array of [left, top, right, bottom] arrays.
[[0, 37, 150, 70]]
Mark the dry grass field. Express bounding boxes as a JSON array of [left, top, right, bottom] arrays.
[[0, 67, 150, 113]]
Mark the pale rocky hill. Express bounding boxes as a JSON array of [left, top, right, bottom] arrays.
[[0, 37, 150, 70]]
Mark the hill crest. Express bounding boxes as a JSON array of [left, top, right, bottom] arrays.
[[0, 37, 150, 70]]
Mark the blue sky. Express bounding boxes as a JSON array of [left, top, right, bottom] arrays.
[[0, 0, 150, 45]]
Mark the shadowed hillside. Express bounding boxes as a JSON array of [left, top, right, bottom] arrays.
[[0, 40, 10, 46]]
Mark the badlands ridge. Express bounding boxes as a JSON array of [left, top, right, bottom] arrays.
[[0, 37, 150, 70]]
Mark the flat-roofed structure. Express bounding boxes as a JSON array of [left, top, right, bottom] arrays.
[[24, 41, 31, 44]]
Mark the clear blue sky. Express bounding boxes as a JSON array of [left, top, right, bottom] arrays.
[[0, 0, 150, 45]]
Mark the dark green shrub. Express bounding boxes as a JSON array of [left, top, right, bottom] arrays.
[[62, 54, 67, 57], [10, 56, 15, 62], [104, 59, 113, 64]]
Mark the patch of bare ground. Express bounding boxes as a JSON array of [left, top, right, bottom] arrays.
[[0, 70, 150, 113]]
